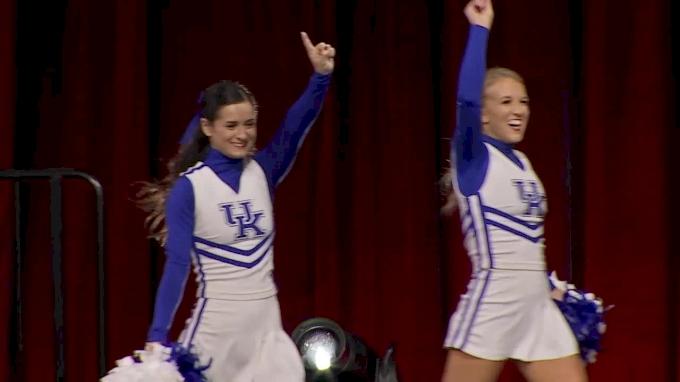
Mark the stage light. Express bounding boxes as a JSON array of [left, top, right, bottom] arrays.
[[291, 318, 399, 382], [312, 348, 332, 370], [292, 317, 350, 376]]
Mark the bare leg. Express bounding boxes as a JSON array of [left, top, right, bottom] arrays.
[[441, 349, 505, 382], [515, 355, 588, 382]]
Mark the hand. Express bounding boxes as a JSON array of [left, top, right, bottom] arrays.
[[550, 288, 565, 301], [300, 32, 336, 75], [145, 342, 161, 352], [464, 0, 494, 30]]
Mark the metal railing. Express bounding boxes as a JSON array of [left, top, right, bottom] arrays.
[[0, 168, 106, 380]]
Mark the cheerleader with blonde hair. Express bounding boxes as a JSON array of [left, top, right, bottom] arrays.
[[440, 1, 609, 381]]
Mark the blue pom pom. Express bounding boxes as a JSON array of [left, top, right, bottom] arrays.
[[552, 287, 609, 364], [168, 343, 211, 382]]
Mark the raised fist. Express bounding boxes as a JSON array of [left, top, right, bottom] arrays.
[[464, 0, 495, 30]]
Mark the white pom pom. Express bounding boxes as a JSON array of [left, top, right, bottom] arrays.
[[567, 290, 581, 300], [116, 356, 135, 367], [549, 271, 568, 291], [100, 346, 184, 382], [586, 350, 597, 364], [598, 322, 607, 334], [584, 293, 595, 301]]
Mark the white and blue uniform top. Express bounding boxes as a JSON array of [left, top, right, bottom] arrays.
[[147, 72, 332, 343], [451, 25, 547, 274]]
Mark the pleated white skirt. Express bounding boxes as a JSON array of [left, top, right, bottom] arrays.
[[444, 269, 579, 361], [178, 296, 305, 382]]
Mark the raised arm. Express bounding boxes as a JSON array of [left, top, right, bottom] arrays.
[[452, 0, 494, 195], [146, 177, 194, 344], [254, 72, 331, 187], [254, 32, 335, 188]]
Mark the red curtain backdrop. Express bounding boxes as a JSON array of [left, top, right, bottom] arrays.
[[578, 1, 674, 380], [0, 0, 674, 381], [0, 0, 17, 380]]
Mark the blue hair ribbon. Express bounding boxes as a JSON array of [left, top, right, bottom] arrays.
[[179, 91, 205, 145]]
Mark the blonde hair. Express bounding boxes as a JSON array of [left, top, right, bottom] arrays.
[[439, 168, 458, 216], [439, 67, 525, 217], [483, 67, 525, 94]]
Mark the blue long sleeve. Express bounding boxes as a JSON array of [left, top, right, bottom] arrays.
[[254, 72, 332, 189], [452, 25, 490, 197], [147, 176, 194, 343]]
